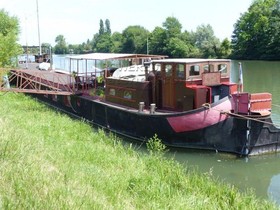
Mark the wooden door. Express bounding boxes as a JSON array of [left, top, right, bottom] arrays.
[[162, 64, 175, 109]]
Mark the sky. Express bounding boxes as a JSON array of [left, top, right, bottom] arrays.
[[1, 0, 254, 46]]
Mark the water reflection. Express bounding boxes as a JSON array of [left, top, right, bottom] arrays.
[[268, 174, 280, 205]]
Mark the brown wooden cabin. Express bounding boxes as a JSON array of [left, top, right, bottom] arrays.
[[105, 59, 238, 112]]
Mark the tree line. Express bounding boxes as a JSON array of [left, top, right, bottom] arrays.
[[52, 17, 232, 59], [2, 0, 280, 68]]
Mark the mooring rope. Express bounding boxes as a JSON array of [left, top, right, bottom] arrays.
[[272, 103, 280, 109], [69, 96, 77, 113], [202, 103, 280, 127]]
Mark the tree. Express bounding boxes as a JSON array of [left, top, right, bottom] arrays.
[[149, 27, 167, 55], [193, 24, 221, 58], [95, 33, 113, 53], [166, 37, 191, 57], [149, 17, 184, 57], [162, 17, 182, 39], [92, 32, 113, 53], [217, 38, 232, 58], [231, 0, 280, 60], [105, 19, 111, 35], [149, 16, 201, 58], [99, 19, 105, 35], [91, 19, 113, 53], [0, 9, 22, 67], [54, 35, 68, 54], [41, 43, 52, 54], [181, 31, 200, 57], [121, 26, 149, 54], [111, 32, 123, 53]]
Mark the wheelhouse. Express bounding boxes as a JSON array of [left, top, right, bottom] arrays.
[[104, 58, 238, 112], [150, 58, 237, 111]]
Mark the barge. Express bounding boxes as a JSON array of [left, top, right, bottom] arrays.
[[2, 53, 280, 156]]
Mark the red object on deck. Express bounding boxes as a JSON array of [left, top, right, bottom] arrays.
[[250, 93, 272, 112], [186, 85, 211, 109], [231, 92, 272, 115], [231, 92, 250, 114]]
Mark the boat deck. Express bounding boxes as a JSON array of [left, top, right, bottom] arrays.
[[81, 94, 181, 115]]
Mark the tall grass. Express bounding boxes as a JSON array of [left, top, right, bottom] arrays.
[[0, 93, 277, 209]]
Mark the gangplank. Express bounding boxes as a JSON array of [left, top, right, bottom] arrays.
[[0, 69, 76, 95]]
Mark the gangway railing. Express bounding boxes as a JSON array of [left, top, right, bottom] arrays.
[[0, 68, 76, 95]]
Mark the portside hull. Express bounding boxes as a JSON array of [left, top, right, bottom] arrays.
[[34, 94, 280, 156]]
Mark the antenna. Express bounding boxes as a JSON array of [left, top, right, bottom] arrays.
[[36, 0, 41, 55], [146, 36, 149, 55], [25, 16, 29, 69]]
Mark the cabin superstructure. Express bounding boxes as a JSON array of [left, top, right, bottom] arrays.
[[105, 58, 237, 111]]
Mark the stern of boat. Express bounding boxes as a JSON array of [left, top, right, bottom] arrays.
[[231, 92, 280, 155]]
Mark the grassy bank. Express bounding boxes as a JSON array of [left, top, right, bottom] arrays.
[[0, 93, 277, 209]]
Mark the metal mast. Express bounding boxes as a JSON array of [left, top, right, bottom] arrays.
[[36, 0, 41, 55]]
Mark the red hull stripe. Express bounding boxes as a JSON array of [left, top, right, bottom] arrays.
[[167, 100, 232, 132]]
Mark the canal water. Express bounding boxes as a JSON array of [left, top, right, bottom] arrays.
[[53, 56, 280, 205]]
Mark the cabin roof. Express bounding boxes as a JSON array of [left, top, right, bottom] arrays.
[[67, 53, 167, 61], [152, 58, 231, 64]]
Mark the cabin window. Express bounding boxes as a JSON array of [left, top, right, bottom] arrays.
[[153, 63, 161, 71], [203, 64, 215, 72], [218, 64, 227, 74], [189, 65, 200, 76], [109, 88, 116, 96], [124, 91, 132, 99], [176, 64, 185, 79], [165, 64, 172, 77], [203, 65, 209, 72], [210, 64, 215, 72]]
